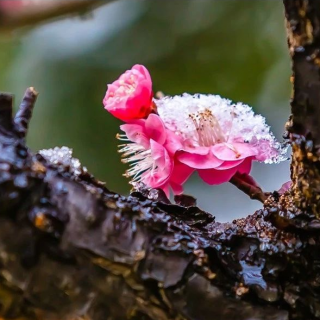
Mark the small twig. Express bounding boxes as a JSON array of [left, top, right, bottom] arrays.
[[14, 87, 38, 138], [0, 92, 13, 132], [230, 172, 269, 203], [0, 0, 108, 32]]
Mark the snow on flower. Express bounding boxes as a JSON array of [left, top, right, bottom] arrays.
[[103, 64, 153, 121], [117, 113, 190, 195], [155, 94, 287, 186]]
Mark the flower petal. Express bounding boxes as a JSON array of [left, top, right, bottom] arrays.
[[141, 139, 173, 187], [278, 181, 292, 194], [165, 130, 183, 155], [211, 142, 257, 161], [237, 157, 252, 174], [170, 181, 184, 195], [125, 92, 152, 119], [182, 145, 209, 155], [198, 166, 238, 185], [198, 157, 253, 185], [170, 161, 194, 185], [177, 150, 223, 169], [215, 159, 244, 170], [120, 123, 149, 148], [132, 65, 152, 84], [161, 184, 170, 197], [145, 114, 167, 144]]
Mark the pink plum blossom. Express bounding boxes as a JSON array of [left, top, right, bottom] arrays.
[[108, 65, 287, 196], [117, 114, 186, 195], [103, 65, 153, 121], [155, 94, 287, 186]]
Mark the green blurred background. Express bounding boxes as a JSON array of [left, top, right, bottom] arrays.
[[0, 0, 291, 221]]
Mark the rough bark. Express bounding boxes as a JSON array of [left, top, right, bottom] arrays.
[[0, 1, 319, 320], [284, 0, 320, 216]]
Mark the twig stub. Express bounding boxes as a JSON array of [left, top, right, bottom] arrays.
[[14, 87, 38, 138]]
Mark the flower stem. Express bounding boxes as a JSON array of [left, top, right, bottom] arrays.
[[229, 172, 269, 203]]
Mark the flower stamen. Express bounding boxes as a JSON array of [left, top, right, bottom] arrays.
[[225, 143, 241, 158], [117, 135, 155, 183], [189, 108, 226, 147]]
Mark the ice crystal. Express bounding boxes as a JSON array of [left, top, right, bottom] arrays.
[[39, 146, 83, 175]]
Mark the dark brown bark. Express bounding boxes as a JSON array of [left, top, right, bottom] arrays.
[[284, 0, 320, 216], [0, 90, 314, 320], [0, 1, 320, 320]]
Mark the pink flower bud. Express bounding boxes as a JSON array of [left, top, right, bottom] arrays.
[[103, 65, 153, 122]]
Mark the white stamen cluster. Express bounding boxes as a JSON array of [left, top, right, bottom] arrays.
[[155, 94, 287, 163], [189, 109, 226, 147], [39, 146, 83, 175], [117, 134, 154, 181]]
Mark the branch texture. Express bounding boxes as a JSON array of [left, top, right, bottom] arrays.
[[284, 0, 320, 216], [0, 83, 318, 320]]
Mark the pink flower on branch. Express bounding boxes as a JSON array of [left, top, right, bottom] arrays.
[[156, 94, 287, 186], [106, 65, 287, 197], [103, 65, 153, 122]]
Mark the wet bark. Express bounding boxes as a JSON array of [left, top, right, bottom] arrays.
[[0, 1, 320, 320], [284, 0, 320, 216]]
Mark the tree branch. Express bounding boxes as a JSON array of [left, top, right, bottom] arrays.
[[0, 87, 317, 320], [284, 0, 320, 217], [0, 0, 108, 32], [230, 172, 269, 203]]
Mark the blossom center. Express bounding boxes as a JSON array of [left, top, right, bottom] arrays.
[[189, 108, 226, 147]]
